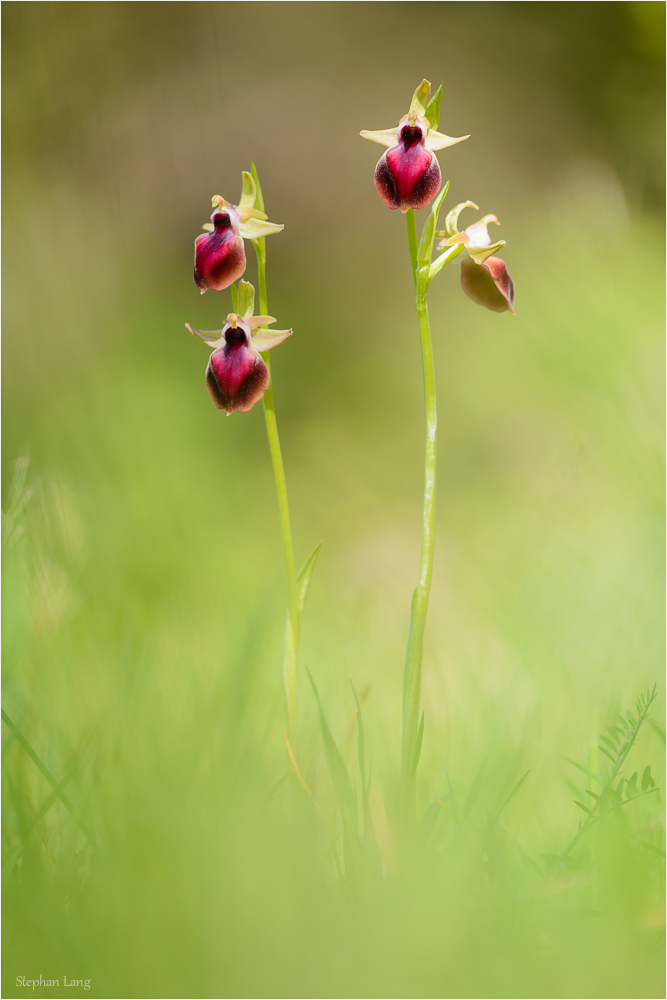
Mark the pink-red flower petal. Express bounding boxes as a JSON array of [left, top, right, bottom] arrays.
[[205, 319, 269, 414], [194, 211, 246, 293], [460, 256, 515, 313], [374, 119, 441, 212]]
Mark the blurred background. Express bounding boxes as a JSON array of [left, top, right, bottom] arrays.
[[3, 3, 665, 998]]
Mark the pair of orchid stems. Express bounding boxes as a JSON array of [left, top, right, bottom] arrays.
[[186, 82, 515, 819]]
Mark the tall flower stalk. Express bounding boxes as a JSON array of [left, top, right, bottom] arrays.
[[401, 205, 437, 816], [361, 80, 515, 821], [250, 165, 301, 746], [187, 166, 317, 748]]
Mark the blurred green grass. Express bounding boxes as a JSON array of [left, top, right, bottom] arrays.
[[2, 3, 665, 998]]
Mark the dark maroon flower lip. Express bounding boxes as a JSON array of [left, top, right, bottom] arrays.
[[194, 205, 246, 293], [374, 143, 441, 213], [206, 315, 270, 414], [186, 280, 293, 415], [398, 118, 428, 148]]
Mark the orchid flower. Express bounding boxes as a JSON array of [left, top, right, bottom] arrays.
[[437, 202, 515, 313], [360, 79, 469, 212], [186, 280, 292, 414], [194, 172, 283, 293]]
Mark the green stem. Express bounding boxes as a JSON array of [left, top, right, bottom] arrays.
[[254, 237, 300, 744], [401, 209, 437, 817]]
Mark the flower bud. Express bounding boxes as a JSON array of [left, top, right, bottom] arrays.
[[194, 205, 246, 293], [374, 117, 441, 213], [460, 256, 515, 313], [205, 315, 269, 414]]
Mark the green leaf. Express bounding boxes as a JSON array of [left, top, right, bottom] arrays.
[[494, 770, 530, 823], [409, 79, 431, 121], [350, 680, 374, 846], [297, 543, 321, 616], [419, 800, 441, 839], [308, 672, 357, 827], [237, 280, 255, 320], [417, 181, 450, 272], [641, 765, 655, 791], [574, 800, 594, 817], [424, 85, 442, 130], [250, 162, 265, 214], [1, 710, 96, 848], [598, 734, 618, 752], [561, 756, 600, 781], [410, 712, 425, 784], [640, 840, 666, 859], [585, 789, 600, 802], [597, 744, 616, 763], [27, 767, 77, 834]]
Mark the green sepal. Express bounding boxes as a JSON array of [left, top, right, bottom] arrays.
[[230, 284, 239, 312], [424, 85, 442, 130], [185, 323, 223, 347], [428, 241, 465, 283], [466, 239, 506, 265], [297, 543, 321, 615], [250, 162, 265, 214], [359, 128, 398, 147], [409, 79, 431, 122], [417, 181, 450, 272], [239, 218, 284, 239], [444, 201, 478, 237], [238, 171, 257, 210], [237, 280, 255, 320], [252, 329, 292, 353]]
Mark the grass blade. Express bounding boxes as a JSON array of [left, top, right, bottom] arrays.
[[2, 710, 96, 848]]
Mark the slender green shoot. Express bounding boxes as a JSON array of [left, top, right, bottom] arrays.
[[250, 164, 301, 747], [400, 208, 438, 820]]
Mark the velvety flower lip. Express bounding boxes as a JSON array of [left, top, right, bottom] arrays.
[[360, 79, 469, 213], [437, 203, 515, 313], [193, 172, 284, 294], [186, 280, 292, 415]]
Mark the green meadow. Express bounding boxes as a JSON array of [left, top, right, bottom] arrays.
[[3, 4, 664, 997]]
